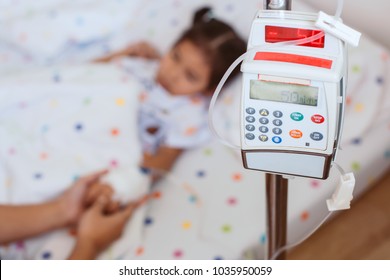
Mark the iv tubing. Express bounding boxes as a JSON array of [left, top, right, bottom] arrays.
[[270, 211, 333, 259], [208, 32, 325, 149], [208, 0, 345, 150], [207, 0, 346, 259], [334, 0, 344, 19]]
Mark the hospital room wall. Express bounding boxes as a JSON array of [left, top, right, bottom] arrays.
[[304, 0, 390, 49]]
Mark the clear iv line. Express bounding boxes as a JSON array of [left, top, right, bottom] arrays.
[[208, 0, 347, 260], [335, 0, 344, 19], [143, 166, 239, 256], [208, 0, 346, 149], [208, 31, 325, 150], [269, 161, 349, 260], [270, 211, 333, 259]]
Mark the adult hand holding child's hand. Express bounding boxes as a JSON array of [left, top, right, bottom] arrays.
[[56, 169, 111, 227], [57, 169, 143, 259], [0, 169, 141, 259], [68, 195, 141, 259]]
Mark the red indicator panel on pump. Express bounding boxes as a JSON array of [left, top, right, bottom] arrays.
[[265, 26, 325, 48]]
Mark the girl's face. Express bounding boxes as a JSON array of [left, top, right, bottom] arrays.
[[156, 40, 211, 96]]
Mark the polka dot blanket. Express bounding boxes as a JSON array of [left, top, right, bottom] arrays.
[[0, 0, 389, 259], [0, 64, 150, 259]]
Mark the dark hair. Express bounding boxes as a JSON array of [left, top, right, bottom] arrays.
[[175, 7, 246, 92]]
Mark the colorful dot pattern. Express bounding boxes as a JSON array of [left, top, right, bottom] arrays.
[[1, 0, 390, 261]]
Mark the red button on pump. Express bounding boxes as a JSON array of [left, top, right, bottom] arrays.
[[311, 114, 325, 124]]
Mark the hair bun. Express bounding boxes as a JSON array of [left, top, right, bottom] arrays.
[[193, 7, 214, 25]]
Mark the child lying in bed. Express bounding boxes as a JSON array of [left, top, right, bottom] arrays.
[[95, 7, 246, 174]]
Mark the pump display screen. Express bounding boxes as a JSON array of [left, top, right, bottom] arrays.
[[265, 25, 325, 48], [250, 80, 319, 106]]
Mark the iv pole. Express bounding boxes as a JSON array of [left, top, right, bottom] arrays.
[[264, 0, 291, 260]]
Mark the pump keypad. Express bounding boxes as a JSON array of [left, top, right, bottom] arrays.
[[244, 107, 326, 149], [245, 108, 286, 143]]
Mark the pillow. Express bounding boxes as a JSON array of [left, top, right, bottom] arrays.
[[0, 0, 143, 60]]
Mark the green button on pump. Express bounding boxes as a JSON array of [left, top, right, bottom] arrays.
[[290, 112, 304, 121]]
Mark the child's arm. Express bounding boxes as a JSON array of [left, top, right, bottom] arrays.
[[142, 146, 183, 176], [94, 41, 161, 63]]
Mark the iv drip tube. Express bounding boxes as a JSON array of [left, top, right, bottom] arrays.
[[334, 0, 344, 19], [208, 0, 346, 260], [208, 0, 345, 151], [208, 32, 325, 149]]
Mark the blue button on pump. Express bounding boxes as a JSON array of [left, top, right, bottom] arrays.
[[272, 136, 282, 144]]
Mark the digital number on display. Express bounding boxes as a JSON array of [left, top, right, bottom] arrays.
[[250, 80, 319, 107]]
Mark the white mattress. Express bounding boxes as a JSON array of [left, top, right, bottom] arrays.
[[0, 0, 389, 260]]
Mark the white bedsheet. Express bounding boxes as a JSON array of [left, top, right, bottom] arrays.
[[0, 64, 150, 259], [0, 0, 389, 260]]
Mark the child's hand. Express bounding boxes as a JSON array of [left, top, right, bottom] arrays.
[[93, 41, 160, 63], [84, 181, 120, 214], [124, 41, 161, 59]]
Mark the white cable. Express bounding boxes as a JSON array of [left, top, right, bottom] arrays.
[[208, 32, 325, 150], [331, 161, 346, 178], [144, 167, 238, 255], [269, 162, 353, 259], [334, 0, 344, 19], [208, 0, 345, 151], [270, 211, 333, 260], [207, 0, 346, 260], [269, 161, 353, 259]]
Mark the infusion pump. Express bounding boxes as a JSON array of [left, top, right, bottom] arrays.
[[240, 10, 347, 179]]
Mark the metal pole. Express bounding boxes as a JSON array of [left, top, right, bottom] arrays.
[[265, 173, 288, 259], [264, 0, 291, 260]]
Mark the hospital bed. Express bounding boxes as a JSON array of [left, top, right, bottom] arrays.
[[0, 0, 389, 259]]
